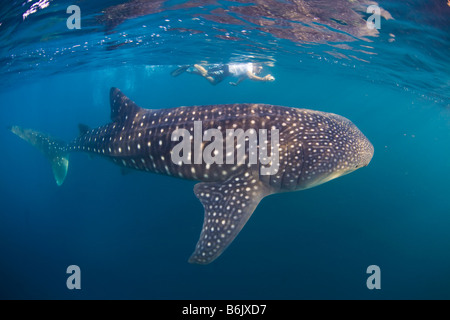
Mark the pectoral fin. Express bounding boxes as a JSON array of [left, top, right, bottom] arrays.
[[190, 171, 272, 264]]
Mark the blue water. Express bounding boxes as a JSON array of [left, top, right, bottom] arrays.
[[0, 0, 449, 300]]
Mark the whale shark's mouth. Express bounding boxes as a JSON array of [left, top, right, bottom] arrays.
[[303, 169, 357, 190]]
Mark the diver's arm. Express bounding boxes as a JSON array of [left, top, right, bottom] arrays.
[[229, 76, 245, 86], [246, 71, 275, 82]]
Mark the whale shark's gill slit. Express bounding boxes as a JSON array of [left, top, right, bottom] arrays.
[[9, 126, 69, 186], [190, 171, 272, 264]]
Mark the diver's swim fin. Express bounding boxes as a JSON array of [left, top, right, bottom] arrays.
[[170, 65, 190, 77]]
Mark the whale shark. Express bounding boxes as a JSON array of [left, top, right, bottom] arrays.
[[10, 88, 373, 264]]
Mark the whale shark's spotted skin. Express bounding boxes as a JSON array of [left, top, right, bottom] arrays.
[[10, 88, 373, 264]]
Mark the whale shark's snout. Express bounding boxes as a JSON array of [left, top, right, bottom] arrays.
[[361, 137, 374, 168], [296, 111, 374, 189], [347, 119, 374, 170], [343, 124, 373, 171], [328, 111, 373, 166]]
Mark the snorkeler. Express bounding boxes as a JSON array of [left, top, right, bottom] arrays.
[[171, 63, 275, 86]]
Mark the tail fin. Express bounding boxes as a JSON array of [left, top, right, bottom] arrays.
[[9, 126, 69, 186]]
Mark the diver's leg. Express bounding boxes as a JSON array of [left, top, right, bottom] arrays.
[[193, 64, 217, 84], [186, 68, 200, 75], [193, 64, 209, 77], [206, 76, 216, 84]]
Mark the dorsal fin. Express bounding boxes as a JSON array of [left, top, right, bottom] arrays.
[[78, 123, 91, 137], [109, 87, 144, 123]]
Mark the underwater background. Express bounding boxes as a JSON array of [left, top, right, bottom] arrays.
[[0, 0, 449, 299]]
